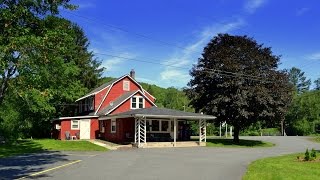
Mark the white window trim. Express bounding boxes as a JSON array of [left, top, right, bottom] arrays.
[[111, 119, 116, 133], [123, 80, 130, 91], [71, 120, 80, 130], [130, 96, 145, 109]]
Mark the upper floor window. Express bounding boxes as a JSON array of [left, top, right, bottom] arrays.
[[123, 80, 130, 91], [88, 96, 94, 111], [131, 96, 144, 109], [78, 96, 94, 114]]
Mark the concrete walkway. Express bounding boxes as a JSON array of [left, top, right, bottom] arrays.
[[1, 136, 319, 180]]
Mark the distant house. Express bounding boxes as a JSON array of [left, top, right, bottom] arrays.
[[52, 70, 215, 147]]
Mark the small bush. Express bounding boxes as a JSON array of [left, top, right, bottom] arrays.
[[311, 148, 317, 159], [304, 148, 310, 161]]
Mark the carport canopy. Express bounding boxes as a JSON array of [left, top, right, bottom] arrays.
[[99, 107, 216, 148]]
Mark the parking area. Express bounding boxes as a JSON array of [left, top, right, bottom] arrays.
[[1, 136, 319, 180]]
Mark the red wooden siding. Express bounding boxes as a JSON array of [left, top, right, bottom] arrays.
[[94, 87, 110, 111], [90, 118, 99, 139], [59, 120, 80, 140], [53, 118, 99, 140], [100, 118, 134, 144], [99, 77, 141, 113]]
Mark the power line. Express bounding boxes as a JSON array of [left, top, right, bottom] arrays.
[[63, 10, 195, 52], [94, 52, 274, 83]]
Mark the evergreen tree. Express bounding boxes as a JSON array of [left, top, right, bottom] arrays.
[[288, 67, 311, 93]]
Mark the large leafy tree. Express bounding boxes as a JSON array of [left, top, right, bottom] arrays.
[[0, 1, 104, 138], [288, 67, 311, 93], [186, 34, 292, 143], [0, 0, 75, 105]]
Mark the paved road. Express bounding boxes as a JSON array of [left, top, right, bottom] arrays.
[[1, 136, 319, 180]]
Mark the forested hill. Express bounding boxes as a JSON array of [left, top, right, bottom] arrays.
[[99, 77, 194, 112]]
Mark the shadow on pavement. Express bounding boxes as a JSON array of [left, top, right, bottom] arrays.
[[0, 151, 68, 179]]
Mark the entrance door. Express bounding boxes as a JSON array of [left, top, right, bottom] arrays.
[[80, 119, 91, 139]]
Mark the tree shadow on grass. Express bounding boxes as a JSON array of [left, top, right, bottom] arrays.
[[206, 138, 272, 147], [0, 140, 69, 179]]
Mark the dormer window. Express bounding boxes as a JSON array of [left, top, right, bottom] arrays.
[[123, 80, 130, 91], [131, 96, 144, 109]]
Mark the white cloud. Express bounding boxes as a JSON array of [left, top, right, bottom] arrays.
[[160, 19, 245, 86], [307, 52, 320, 60], [296, 8, 309, 16], [244, 0, 267, 14], [99, 52, 136, 72]]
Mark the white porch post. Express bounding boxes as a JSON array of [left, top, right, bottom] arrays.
[[230, 126, 233, 137], [173, 118, 177, 147], [199, 119, 206, 143]]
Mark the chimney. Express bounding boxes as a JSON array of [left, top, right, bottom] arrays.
[[130, 69, 135, 79]]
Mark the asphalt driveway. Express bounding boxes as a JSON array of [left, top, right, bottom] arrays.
[[1, 136, 319, 180]]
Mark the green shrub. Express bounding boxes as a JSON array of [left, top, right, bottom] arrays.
[[311, 148, 317, 159], [304, 148, 310, 161]]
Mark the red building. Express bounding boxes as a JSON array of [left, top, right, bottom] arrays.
[[53, 70, 215, 147]]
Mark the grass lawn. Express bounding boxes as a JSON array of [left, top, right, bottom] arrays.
[[206, 138, 274, 148], [243, 153, 320, 180], [0, 139, 107, 158], [310, 136, 320, 143]]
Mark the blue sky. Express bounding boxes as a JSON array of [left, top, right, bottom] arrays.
[[61, 0, 320, 88]]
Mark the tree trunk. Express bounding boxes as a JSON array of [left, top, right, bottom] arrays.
[[233, 125, 240, 144]]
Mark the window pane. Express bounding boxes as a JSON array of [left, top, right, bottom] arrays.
[[72, 120, 79, 129], [161, 121, 169, 131], [146, 121, 150, 131], [139, 98, 143, 108], [132, 102, 137, 108], [152, 120, 159, 131], [132, 98, 136, 102], [139, 103, 143, 108], [89, 97, 94, 110]]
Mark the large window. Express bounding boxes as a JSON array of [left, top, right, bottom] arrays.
[[131, 96, 144, 109], [161, 121, 169, 131], [152, 120, 160, 131], [111, 119, 116, 133], [148, 120, 170, 132], [79, 101, 82, 113], [84, 98, 88, 111], [88, 96, 94, 111], [71, 120, 79, 130]]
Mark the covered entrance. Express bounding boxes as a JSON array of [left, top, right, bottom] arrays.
[[99, 107, 216, 148]]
